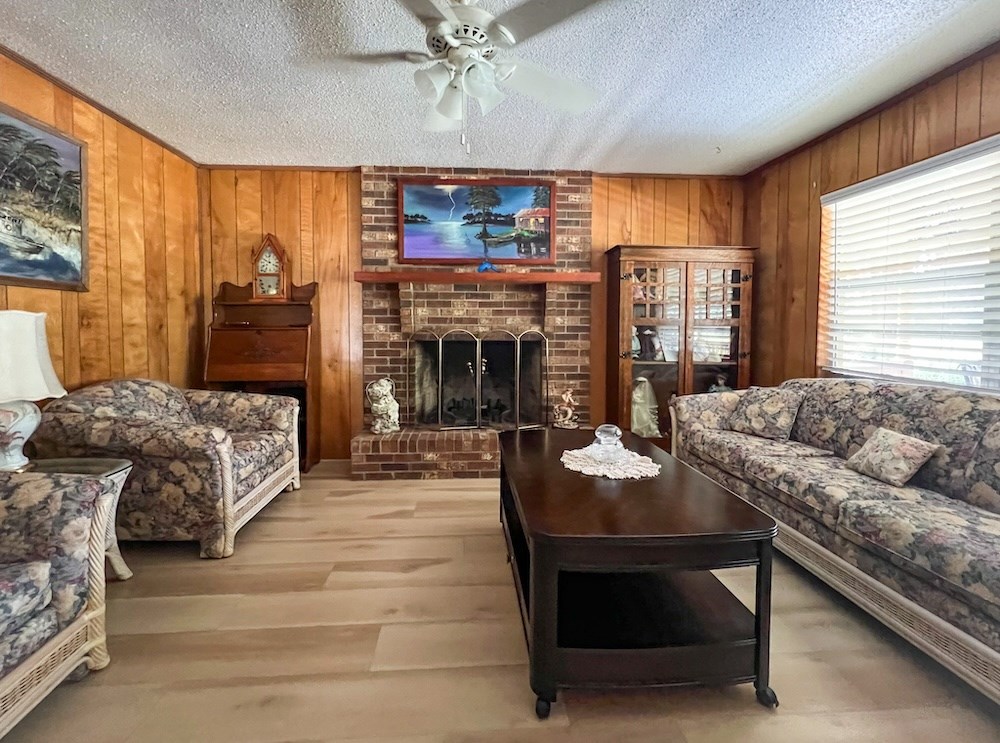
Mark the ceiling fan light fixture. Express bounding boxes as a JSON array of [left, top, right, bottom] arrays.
[[435, 81, 466, 120], [494, 60, 517, 82], [475, 85, 505, 115], [423, 108, 463, 132], [462, 61, 496, 98], [414, 63, 452, 102], [462, 62, 504, 115]]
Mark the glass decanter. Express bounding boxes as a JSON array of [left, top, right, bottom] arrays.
[[590, 423, 626, 464]]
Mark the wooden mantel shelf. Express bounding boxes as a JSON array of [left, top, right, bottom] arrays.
[[354, 270, 602, 285]]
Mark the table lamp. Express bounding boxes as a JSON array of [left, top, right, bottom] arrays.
[[0, 310, 67, 471]]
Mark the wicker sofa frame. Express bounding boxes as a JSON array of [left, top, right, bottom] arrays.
[[212, 422, 301, 558], [32, 380, 302, 558], [669, 385, 1000, 705], [0, 486, 113, 738]]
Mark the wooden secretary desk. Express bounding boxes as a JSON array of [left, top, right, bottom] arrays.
[[204, 281, 321, 471]]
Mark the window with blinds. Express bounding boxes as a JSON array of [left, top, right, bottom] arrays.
[[819, 134, 1000, 391]]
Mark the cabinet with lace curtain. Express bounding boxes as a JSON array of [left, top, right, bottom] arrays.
[[605, 245, 755, 439]]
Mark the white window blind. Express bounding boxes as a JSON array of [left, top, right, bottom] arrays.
[[819, 134, 1000, 391]]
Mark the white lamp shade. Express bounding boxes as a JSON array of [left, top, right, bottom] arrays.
[[0, 311, 67, 403], [462, 62, 495, 98], [414, 63, 452, 102], [423, 108, 463, 132], [494, 60, 518, 82], [435, 82, 466, 120], [475, 87, 505, 115], [464, 64, 505, 114]]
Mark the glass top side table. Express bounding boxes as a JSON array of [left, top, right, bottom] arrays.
[[28, 457, 134, 581]]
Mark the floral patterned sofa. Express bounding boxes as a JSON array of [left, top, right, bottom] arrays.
[[0, 471, 114, 737], [670, 378, 1000, 703], [30, 379, 300, 558]]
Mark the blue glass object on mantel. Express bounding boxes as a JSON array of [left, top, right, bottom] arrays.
[[477, 259, 501, 273]]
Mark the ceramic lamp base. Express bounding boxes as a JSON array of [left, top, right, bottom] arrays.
[[0, 399, 40, 471]]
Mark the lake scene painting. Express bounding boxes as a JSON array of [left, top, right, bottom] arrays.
[[399, 179, 555, 264], [0, 106, 86, 290]]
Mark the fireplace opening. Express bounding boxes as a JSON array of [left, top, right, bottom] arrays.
[[409, 329, 547, 430]]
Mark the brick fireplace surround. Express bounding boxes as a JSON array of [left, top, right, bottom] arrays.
[[351, 166, 594, 480]]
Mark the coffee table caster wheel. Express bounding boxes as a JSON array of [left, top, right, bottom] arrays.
[[535, 698, 551, 719], [756, 687, 779, 709]]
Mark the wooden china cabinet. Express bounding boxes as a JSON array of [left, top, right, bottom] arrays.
[[605, 245, 756, 439]]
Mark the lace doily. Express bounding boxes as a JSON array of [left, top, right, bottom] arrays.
[[560, 443, 662, 480]]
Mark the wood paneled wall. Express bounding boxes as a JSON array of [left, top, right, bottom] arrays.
[[0, 52, 201, 389], [12, 38, 998, 457], [200, 169, 363, 459], [745, 48, 1000, 386], [589, 176, 746, 420]]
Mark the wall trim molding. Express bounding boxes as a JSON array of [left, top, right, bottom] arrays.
[[202, 164, 363, 172]]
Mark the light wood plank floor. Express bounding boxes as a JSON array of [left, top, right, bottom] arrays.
[[8, 465, 1000, 742]]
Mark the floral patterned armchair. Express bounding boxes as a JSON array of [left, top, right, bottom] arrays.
[[0, 471, 114, 738], [30, 379, 300, 558]]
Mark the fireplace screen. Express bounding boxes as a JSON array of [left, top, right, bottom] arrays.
[[409, 329, 547, 430]]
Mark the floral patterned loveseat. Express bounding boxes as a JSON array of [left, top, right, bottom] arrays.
[[0, 472, 114, 737], [670, 378, 1000, 703], [30, 379, 300, 558]]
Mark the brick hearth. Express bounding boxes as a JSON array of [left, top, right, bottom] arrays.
[[353, 166, 594, 480], [350, 430, 499, 480]]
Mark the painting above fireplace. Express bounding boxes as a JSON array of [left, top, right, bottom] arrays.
[[398, 178, 556, 265]]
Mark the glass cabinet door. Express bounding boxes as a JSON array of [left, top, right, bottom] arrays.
[[687, 263, 749, 393], [625, 261, 685, 438]]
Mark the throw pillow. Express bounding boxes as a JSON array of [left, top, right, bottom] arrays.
[[846, 427, 940, 487], [729, 387, 805, 441]]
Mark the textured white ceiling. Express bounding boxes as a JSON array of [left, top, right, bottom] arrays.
[[2, 0, 999, 174]]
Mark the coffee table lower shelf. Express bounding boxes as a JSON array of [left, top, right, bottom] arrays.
[[503, 543, 757, 676], [556, 570, 757, 685], [501, 517, 778, 718]]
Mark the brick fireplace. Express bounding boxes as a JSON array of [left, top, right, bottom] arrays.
[[351, 166, 594, 480]]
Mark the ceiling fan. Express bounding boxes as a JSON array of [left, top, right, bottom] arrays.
[[382, 0, 607, 133]]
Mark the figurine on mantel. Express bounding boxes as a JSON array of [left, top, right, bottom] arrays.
[[553, 388, 580, 429], [366, 377, 400, 435]]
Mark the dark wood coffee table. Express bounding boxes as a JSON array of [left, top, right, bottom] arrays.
[[498, 429, 779, 718]]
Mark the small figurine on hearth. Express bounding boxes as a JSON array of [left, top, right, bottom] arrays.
[[366, 377, 400, 435], [553, 388, 581, 429]]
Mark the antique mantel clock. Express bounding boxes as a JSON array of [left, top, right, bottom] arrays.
[[251, 234, 289, 301]]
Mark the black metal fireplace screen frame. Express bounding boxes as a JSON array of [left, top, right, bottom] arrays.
[[405, 328, 549, 430]]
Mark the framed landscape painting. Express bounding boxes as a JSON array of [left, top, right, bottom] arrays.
[[398, 178, 556, 265], [0, 103, 87, 291]]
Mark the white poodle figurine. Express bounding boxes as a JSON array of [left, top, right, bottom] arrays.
[[366, 377, 400, 435]]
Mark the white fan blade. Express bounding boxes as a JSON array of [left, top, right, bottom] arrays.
[[499, 58, 598, 114], [396, 0, 458, 26], [343, 51, 432, 64], [292, 51, 430, 70], [490, 0, 608, 47]]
